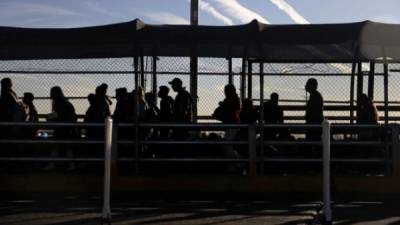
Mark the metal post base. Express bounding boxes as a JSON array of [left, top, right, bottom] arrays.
[[101, 217, 111, 225]]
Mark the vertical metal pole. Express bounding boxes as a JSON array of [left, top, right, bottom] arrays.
[[259, 62, 265, 175], [350, 62, 356, 124], [190, 0, 198, 25], [111, 123, 118, 176], [102, 117, 113, 224], [384, 62, 389, 125], [134, 57, 140, 172], [140, 55, 145, 91], [152, 56, 158, 104], [322, 119, 332, 224], [228, 57, 233, 85], [248, 123, 257, 176], [247, 61, 253, 99], [357, 62, 363, 101], [190, 0, 198, 122], [368, 61, 375, 99], [240, 58, 247, 102]]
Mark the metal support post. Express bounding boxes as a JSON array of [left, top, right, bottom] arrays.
[[322, 119, 332, 225], [247, 61, 253, 99], [383, 63, 389, 125], [350, 62, 356, 124], [228, 57, 233, 85], [368, 61, 375, 99], [102, 117, 113, 225], [111, 122, 118, 176], [248, 124, 257, 176], [152, 56, 158, 104], [259, 62, 265, 175], [240, 58, 247, 102]]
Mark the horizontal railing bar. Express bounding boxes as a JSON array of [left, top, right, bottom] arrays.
[[119, 158, 248, 162], [0, 157, 104, 162], [331, 141, 385, 146], [0, 122, 104, 127], [0, 140, 104, 144], [140, 140, 248, 145], [264, 141, 321, 146], [263, 158, 387, 163]]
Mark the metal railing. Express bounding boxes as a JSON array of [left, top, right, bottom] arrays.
[[1, 120, 400, 224]]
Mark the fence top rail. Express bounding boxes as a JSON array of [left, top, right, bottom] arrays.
[[0, 121, 392, 129], [0, 122, 105, 127]]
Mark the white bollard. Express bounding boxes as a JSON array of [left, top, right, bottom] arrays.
[[322, 119, 332, 224], [102, 117, 113, 224]]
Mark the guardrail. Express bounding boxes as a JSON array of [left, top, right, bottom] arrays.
[[1, 120, 400, 225]]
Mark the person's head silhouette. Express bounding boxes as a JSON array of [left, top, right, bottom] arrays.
[[305, 78, 318, 93], [169, 78, 183, 92], [1, 77, 12, 90], [270, 92, 279, 105], [224, 84, 237, 98], [88, 93, 96, 105], [50, 86, 65, 101], [158, 86, 170, 98], [23, 92, 34, 104]]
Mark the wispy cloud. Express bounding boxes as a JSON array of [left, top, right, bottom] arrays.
[[198, 0, 234, 25], [213, 0, 270, 24], [142, 11, 189, 24], [0, 2, 85, 19], [269, 0, 309, 24], [81, 1, 125, 19]]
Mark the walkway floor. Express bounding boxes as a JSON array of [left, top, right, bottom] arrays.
[[0, 193, 399, 225]]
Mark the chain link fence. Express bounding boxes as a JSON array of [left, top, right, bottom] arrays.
[[0, 58, 399, 123]]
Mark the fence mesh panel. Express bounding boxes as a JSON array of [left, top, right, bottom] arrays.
[[0, 58, 399, 122]]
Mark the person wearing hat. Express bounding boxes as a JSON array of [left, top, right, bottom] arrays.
[[169, 78, 193, 139]]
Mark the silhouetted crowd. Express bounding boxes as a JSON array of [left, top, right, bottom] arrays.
[[0, 77, 383, 172]]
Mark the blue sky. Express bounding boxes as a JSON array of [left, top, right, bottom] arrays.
[[1, 0, 400, 117], [0, 0, 399, 28]]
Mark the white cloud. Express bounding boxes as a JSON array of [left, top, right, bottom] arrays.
[[142, 11, 189, 24], [269, 0, 309, 24], [198, 0, 234, 25], [0, 2, 85, 19], [213, 0, 270, 24], [81, 1, 125, 19]]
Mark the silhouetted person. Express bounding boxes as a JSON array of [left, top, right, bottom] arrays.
[[357, 94, 379, 140], [48, 86, 78, 138], [0, 78, 23, 122], [94, 83, 111, 120], [263, 93, 284, 139], [212, 84, 241, 124], [23, 92, 38, 123], [113, 88, 129, 122], [158, 86, 174, 139], [22, 92, 38, 138], [305, 78, 324, 140], [143, 92, 160, 140], [357, 94, 378, 124], [46, 86, 78, 171], [214, 84, 241, 169], [169, 78, 192, 139], [84, 93, 99, 139], [0, 78, 27, 139], [129, 86, 148, 122]]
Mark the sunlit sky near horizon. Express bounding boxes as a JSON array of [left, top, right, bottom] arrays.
[[0, 0, 399, 28], [1, 0, 400, 117]]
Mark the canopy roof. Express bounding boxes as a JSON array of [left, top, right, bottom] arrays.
[[1, 19, 400, 62]]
